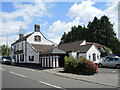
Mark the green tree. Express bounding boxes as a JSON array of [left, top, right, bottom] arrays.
[[1, 44, 11, 56], [87, 17, 100, 43], [105, 48, 111, 56], [60, 32, 67, 44], [60, 15, 120, 54]]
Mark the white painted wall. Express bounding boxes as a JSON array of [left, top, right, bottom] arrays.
[[26, 43, 39, 63], [13, 41, 25, 53], [68, 52, 77, 59], [27, 32, 57, 45], [87, 45, 100, 63], [80, 40, 86, 46], [12, 40, 26, 63]]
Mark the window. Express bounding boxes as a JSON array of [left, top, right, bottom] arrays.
[[34, 35, 41, 41], [93, 53, 96, 61], [89, 55, 91, 59], [97, 54, 99, 59], [29, 56, 34, 61], [17, 44, 19, 51], [21, 43, 23, 50], [14, 45, 16, 51], [20, 54, 24, 61]]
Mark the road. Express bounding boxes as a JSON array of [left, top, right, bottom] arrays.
[[0, 64, 119, 89]]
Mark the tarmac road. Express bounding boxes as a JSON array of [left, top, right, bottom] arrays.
[[0, 64, 119, 89]]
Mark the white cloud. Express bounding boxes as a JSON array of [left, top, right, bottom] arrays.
[[1, 0, 119, 46], [67, 1, 103, 22], [48, 17, 81, 34], [0, 35, 18, 46], [0, 0, 51, 46], [46, 1, 119, 44], [44, 17, 81, 44], [67, 0, 118, 37], [104, 1, 118, 36]]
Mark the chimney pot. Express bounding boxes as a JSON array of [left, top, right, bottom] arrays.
[[19, 34, 24, 39], [34, 24, 40, 32]]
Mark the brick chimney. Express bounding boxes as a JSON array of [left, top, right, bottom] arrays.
[[34, 24, 40, 32], [19, 33, 24, 39]]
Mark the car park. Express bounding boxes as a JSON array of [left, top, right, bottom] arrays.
[[2, 56, 11, 64], [98, 57, 120, 69]]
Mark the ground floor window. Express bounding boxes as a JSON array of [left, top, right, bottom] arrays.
[[17, 55, 19, 63], [20, 54, 24, 61], [97, 54, 99, 60], [93, 53, 96, 61], [29, 56, 34, 61]]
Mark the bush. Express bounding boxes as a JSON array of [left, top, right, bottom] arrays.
[[64, 56, 98, 75], [64, 56, 76, 73]]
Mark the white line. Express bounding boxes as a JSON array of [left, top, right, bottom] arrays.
[[38, 81, 62, 89], [0, 68, 5, 71], [112, 71, 116, 73], [9, 71, 27, 78]]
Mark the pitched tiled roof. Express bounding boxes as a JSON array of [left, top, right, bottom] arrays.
[[42, 48, 66, 54], [86, 42, 107, 49], [58, 41, 93, 53], [30, 44, 54, 52], [12, 32, 34, 45]]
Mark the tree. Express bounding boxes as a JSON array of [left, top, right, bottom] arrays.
[[1, 44, 11, 56], [105, 48, 112, 56], [60, 32, 67, 44], [60, 25, 86, 44], [87, 17, 100, 43], [60, 15, 120, 54]]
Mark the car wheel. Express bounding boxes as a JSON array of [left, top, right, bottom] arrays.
[[116, 64, 120, 69], [98, 63, 103, 68]]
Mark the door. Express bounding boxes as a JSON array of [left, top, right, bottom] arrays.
[[103, 59, 110, 67], [109, 58, 118, 67]]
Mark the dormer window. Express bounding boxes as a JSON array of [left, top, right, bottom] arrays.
[[34, 35, 41, 41]]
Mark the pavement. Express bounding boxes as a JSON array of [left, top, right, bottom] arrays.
[[0, 64, 119, 89], [42, 67, 119, 88]]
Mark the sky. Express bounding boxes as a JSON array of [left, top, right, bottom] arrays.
[[0, 0, 119, 46]]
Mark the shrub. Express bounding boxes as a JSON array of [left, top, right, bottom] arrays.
[[82, 60, 98, 75], [64, 56, 76, 73], [64, 56, 98, 75]]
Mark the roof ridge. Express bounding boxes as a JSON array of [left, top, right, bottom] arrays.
[[59, 40, 84, 45], [12, 32, 34, 45]]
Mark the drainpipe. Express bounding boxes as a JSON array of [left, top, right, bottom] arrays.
[[25, 39, 27, 63]]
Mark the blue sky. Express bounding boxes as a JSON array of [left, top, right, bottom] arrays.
[[0, 0, 118, 45]]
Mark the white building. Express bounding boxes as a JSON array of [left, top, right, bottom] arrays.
[[11, 24, 101, 67], [11, 24, 66, 67], [58, 40, 101, 63]]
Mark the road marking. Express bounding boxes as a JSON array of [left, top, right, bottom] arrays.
[[9, 71, 27, 78], [38, 81, 62, 89], [112, 71, 116, 73], [0, 68, 5, 71]]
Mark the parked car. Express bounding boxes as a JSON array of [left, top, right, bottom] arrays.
[[98, 57, 120, 69], [2, 56, 11, 64]]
